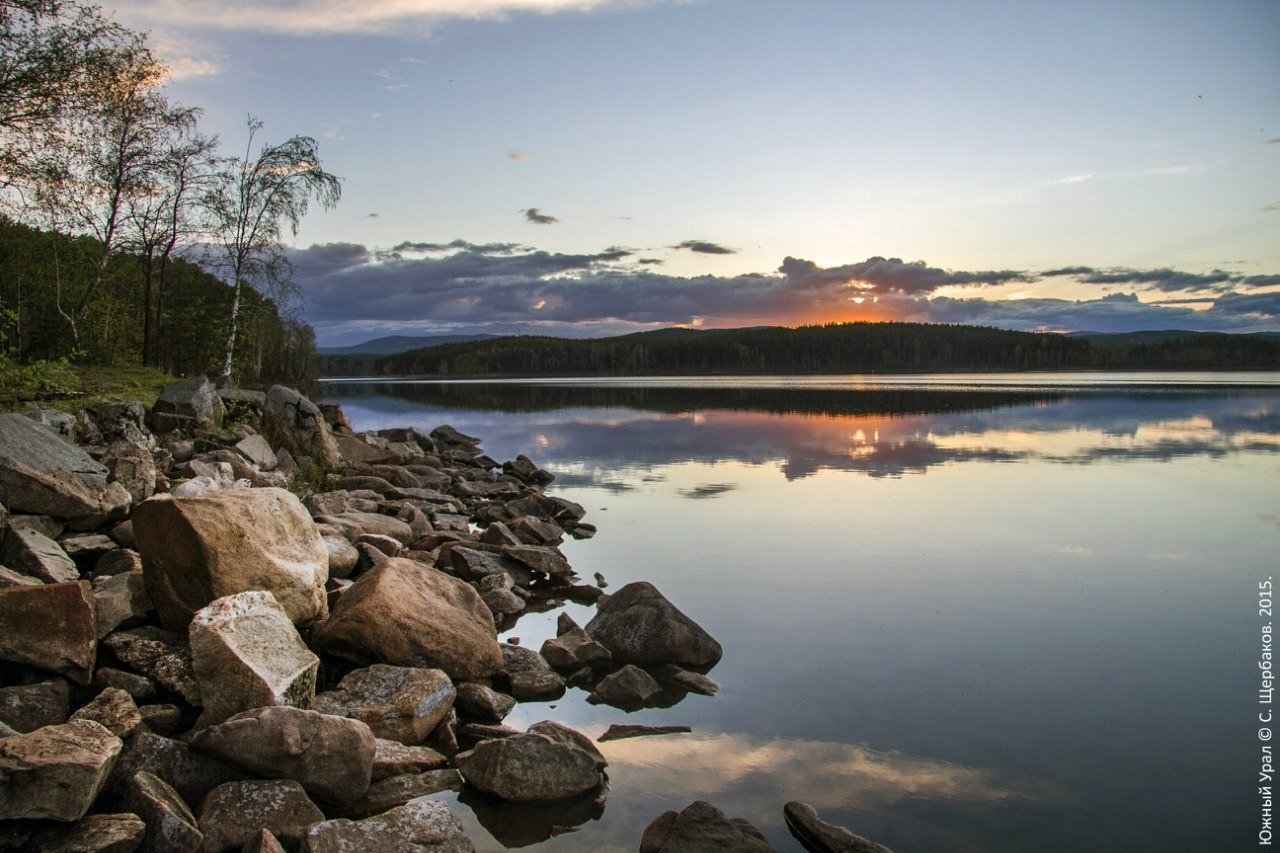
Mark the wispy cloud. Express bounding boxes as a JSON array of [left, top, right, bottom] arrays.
[[1262, 201, 1280, 213], [1050, 173, 1095, 185], [507, 150, 528, 161], [400, 56, 427, 64], [111, 0, 676, 37], [522, 207, 559, 225], [672, 240, 736, 255], [373, 69, 408, 90]]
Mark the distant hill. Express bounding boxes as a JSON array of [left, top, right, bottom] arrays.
[[316, 322, 1280, 378], [318, 334, 499, 356]]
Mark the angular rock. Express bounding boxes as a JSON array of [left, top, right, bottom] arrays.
[[640, 800, 773, 853], [102, 627, 200, 705], [24, 812, 146, 852], [2, 525, 78, 582], [261, 385, 341, 468], [372, 738, 449, 782], [125, 770, 203, 853], [0, 679, 70, 733], [525, 720, 607, 770], [93, 548, 142, 578], [305, 490, 349, 517], [314, 558, 503, 682], [0, 565, 41, 588], [556, 612, 580, 636], [653, 663, 720, 696], [94, 668, 156, 702], [0, 580, 96, 684], [588, 664, 662, 710], [478, 521, 521, 548], [540, 627, 611, 671], [507, 515, 564, 546], [0, 413, 131, 529], [356, 532, 402, 557], [92, 569, 151, 639], [455, 732, 602, 802], [335, 434, 399, 466], [234, 434, 277, 471], [23, 407, 77, 440], [303, 798, 474, 852], [784, 801, 893, 853], [150, 376, 225, 433], [453, 683, 515, 723], [104, 440, 157, 504], [109, 732, 244, 805], [345, 770, 463, 819], [599, 724, 692, 742], [193, 706, 374, 803], [328, 511, 414, 545], [137, 704, 183, 735], [59, 532, 118, 560], [133, 487, 328, 630], [198, 779, 324, 852], [243, 829, 286, 853], [501, 544, 572, 577], [311, 664, 455, 746], [585, 581, 722, 669], [500, 644, 566, 700], [0, 719, 122, 821], [450, 547, 534, 586], [189, 591, 319, 727], [70, 687, 142, 738]]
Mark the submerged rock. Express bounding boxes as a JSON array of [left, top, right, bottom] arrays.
[[455, 731, 603, 803], [783, 801, 894, 853]]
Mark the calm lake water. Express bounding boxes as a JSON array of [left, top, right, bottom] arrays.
[[322, 373, 1280, 853]]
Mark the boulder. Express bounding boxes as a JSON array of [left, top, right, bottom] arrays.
[[92, 569, 151, 639], [198, 779, 324, 852], [0, 581, 96, 684], [193, 706, 375, 803], [334, 433, 400, 465], [150, 376, 225, 433], [453, 683, 515, 723], [0, 719, 122, 821], [8, 513, 64, 539], [133, 487, 328, 630], [322, 536, 359, 578], [0, 565, 41, 589], [0, 413, 131, 529], [372, 739, 450, 782], [59, 532, 118, 560], [640, 800, 774, 853], [500, 644, 566, 700], [94, 668, 156, 702], [314, 558, 503, 682], [70, 687, 142, 738], [303, 798, 474, 852], [311, 664, 455, 746], [2, 525, 78, 582], [93, 548, 142, 578], [102, 627, 200, 705], [261, 385, 341, 468], [455, 732, 602, 802], [90, 400, 150, 446], [587, 664, 662, 710], [585, 581, 722, 669], [540, 627, 611, 671], [507, 516, 563, 545], [327, 511, 414, 545], [189, 591, 319, 727], [137, 704, 183, 735], [501, 544, 573, 576], [525, 720, 607, 770], [783, 801, 894, 853], [234, 434, 277, 471], [243, 829, 286, 853], [23, 407, 77, 440], [0, 679, 70, 733], [345, 770, 463, 819], [104, 440, 157, 504], [108, 732, 245, 805], [125, 770, 204, 853], [23, 813, 146, 852]]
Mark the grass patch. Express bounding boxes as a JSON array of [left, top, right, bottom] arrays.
[[0, 360, 173, 413]]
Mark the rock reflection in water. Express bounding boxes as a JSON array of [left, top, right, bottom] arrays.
[[456, 783, 608, 848]]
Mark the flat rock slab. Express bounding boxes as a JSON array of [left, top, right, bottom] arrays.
[[586, 581, 723, 669], [640, 800, 774, 853], [311, 664, 454, 746], [198, 779, 324, 852], [1, 525, 78, 582], [125, 770, 204, 853], [0, 580, 97, 684], [372, 739, 450, 782], [0, 412, 131, 529], [0, 719, 123, 821], [24, 812, 146, 852], [314, 558, 503, 682], [598, 724, 692, 742], [783, 801, 894, 853], [70, 687, 142, 738], [456, 732, 602, 803], [189, 591, 319, 727], [133, 487, 328, 630], [303, 797, 474, 852], [345, 770, 463, 819], [92, 569, 152, 639]]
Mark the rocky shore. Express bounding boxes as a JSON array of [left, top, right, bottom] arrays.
[[0, 377, 890, 852]]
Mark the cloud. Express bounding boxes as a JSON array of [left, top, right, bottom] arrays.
[[638, 258, 665, 265], [507, 150, 527, 161], [1262, 202, 1280, 213], [522, 207, 559, 225], [1268, 138, 1280, 144], [110, 0, 674, 37], [400, 56, 427, 64], [672, 240, 736, 255], [1046, 265, 1278, 294], [780, 256, 1032, 295], [1050, 173, 1094, 185], [373, 69, 408, 90]]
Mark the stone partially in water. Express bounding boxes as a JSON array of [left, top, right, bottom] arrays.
[[303, 798, 474, 852], [783, 801, 894, 853], [585, 581, 722, 669], [455, 732, 602, 803], [639, 800, 773, 853]]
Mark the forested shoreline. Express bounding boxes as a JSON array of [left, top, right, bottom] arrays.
[[319, 322, 1280, 378]]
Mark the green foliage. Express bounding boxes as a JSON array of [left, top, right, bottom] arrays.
[[0, 353, 78, 407], [287, 455, 341, 500]]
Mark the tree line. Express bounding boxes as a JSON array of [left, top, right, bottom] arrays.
[[323, 322, 1280, 377], [0, 0, 340, 385]]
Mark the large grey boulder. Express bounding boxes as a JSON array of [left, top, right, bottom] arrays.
[[455, 731, 603, 802], [150, 376, 224, 433], [0, 581, 97, 684], [314, 558, 503, 682], [133, 487, 328, 630], [784, 801, 894, 852], [1, 525, 78, 582], [193, 706, 375, 803], [262, 385, 341, 468], [585, 581, 722, 669], [198, 779, 324, 852], [0, 718, 123, 821], [311, 664, 455, 746], [0, 413, 131, 529], [125, 770, 204, 853], [303, 797, 474, 852], [640, 800, 774, 853], [189, 591, 319, 727]]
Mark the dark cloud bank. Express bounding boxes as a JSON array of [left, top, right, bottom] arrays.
[[287, 240, 1280, 345]]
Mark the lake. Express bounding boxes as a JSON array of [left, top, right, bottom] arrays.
[[322, 373, 1280, 853]]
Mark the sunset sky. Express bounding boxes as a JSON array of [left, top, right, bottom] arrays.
[[113, 0, 1280, 345]]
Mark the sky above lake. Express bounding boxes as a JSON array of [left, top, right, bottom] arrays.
[[113, 0, 1280, 345]]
